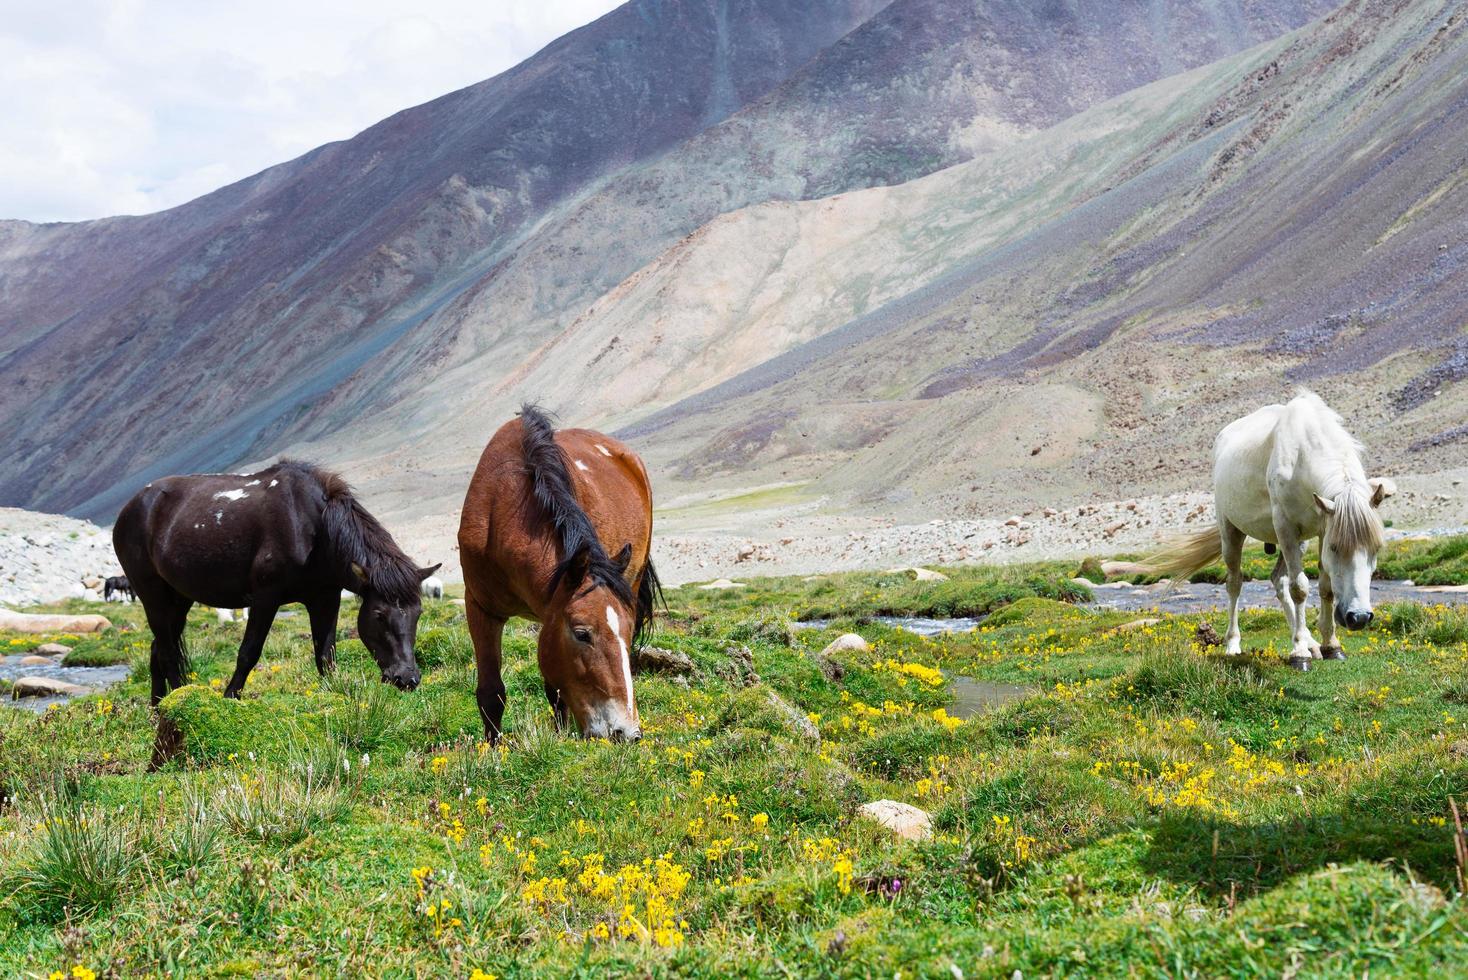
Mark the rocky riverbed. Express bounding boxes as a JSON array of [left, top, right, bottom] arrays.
[[0, 507, 120, 607]]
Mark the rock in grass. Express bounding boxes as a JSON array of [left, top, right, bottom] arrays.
[[633, 645, 695, 676], [33, 642, 73, 656], [885, 567, 949, 582], [12, 676, 89, 698], [713, 685, 818, 741], [820, 633, 869, 657], [0, 609, 111, 633], [858, 799, 933, 841], [1100, 560, 1151, 579], [1114, 618, 1162, 632], [699, 578, 747, 590]]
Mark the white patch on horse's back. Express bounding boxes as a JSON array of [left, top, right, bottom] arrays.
[[574, 459, 590, 472], [213, 489, 248, 502], [595, 444, 613, 457], [606, 604, 633, 714]]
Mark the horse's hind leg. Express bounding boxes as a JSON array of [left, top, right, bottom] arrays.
[[466, 600, 509, 742], [1221, 521, 1246, 656], [137, 586, 192, 705], [224, 603, 279, 698]]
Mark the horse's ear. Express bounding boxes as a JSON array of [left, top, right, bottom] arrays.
[[612, 544, 632, 574], [1313, 493, 1336, 515], [418, 563, 443, 581], [561, 543, 592, 590], [1369, 477, 1397, 508], [351, 562, 369, 582]]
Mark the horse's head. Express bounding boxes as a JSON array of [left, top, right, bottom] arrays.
[[353, 562, 441, 690], [540, 543, 640, 743], [1314, 478, 1394, 630]]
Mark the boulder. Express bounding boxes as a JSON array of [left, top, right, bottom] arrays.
[[0, 609, 111, 634], [858, 800, 933, 841], [820, 633, 870, 657], [32, 642, 73, 656], [12, 676, 89, 698], [82, 576, 103, 590], [1114, 618, 1162, 632], [18, 655, 59, 666], [633, 645, 695, 676], [885, 567, 949, 582], [698, 579, 747, 590]]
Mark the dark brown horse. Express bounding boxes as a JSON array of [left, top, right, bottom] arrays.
[[458, 406, 661, 743], [114, 461, 439, 705]]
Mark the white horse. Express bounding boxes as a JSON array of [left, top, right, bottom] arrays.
[[215, 607, 249, 624], [1147, 391, 1394, 670], [420, 575, 444, 599]]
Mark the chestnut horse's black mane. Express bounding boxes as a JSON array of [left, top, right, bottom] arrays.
[[518, 405, 659, 647], [276, 460, 422, 605]]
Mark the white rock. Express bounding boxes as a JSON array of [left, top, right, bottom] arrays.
[[698, 578, 747, 590], [858, 799, 933, 841], [820, 633, 870, 656], [33, 642, 72, 656]]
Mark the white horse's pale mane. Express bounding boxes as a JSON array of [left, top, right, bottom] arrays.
[[1292, 390, 1384, 555]]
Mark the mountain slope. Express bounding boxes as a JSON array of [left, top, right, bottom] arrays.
[[620, 0, 1468, 524], [0, 0, 1339, 523], [0, 0, 891, 512]]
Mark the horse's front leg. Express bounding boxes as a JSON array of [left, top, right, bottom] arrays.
[[224, 603, 279, 697], [308, 594, 341, 676], [466, 600, 509, 743], [1272, 531, 1317, 669], [1317, 557, 1344, 660]]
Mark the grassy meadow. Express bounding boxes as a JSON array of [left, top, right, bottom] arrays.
[[1, 538, 1467, 977]]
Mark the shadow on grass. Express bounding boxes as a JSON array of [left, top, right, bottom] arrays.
[[1141, 759, 1468, 897]]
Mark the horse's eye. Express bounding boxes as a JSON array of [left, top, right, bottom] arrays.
[[573, 627, 592, 644]]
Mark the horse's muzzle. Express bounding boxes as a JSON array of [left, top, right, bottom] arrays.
[[382, 668, 421, 691], [1337, 608, 1373, 631]]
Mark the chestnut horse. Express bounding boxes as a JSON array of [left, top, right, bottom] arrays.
[[458, 406, 661, 742], [114, 461, 438, 704]]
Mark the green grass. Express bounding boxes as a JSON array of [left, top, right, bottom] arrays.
[[1, 559, 1466, 977]]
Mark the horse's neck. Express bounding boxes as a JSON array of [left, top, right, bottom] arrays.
[[1287, 412, 1367, 500]]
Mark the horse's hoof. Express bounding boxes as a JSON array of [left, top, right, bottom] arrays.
[[1287, 657, 1311, 672], [1321, 646, 1346, 661]]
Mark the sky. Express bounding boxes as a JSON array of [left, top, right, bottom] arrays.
[[0, 0, 622, 223]]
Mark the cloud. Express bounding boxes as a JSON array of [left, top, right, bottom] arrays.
[[0, 0, 622, 222]]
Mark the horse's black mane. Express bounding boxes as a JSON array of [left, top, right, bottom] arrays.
[[519, 405, 659, 647], [276, 460, 421, 604]]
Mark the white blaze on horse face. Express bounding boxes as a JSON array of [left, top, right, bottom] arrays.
[[213, 489, 248, 502], [606, 604, 634, 714]]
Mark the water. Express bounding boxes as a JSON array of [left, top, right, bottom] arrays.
[[793, 615, 983, 636], [1085, 579, 1468, 615], [0, 654, 131, 713], [948, 675, 1030, 719]]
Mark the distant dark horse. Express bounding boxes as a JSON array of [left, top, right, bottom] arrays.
[[114, 461, 439, 706], [104, 575, 133, 602], [458, 406, 661, 742]]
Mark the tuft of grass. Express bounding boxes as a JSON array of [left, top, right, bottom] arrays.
[[7, 795, 142, 921]]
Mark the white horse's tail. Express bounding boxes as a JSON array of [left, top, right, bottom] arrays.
[[1135, 525, 1222, 583]]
